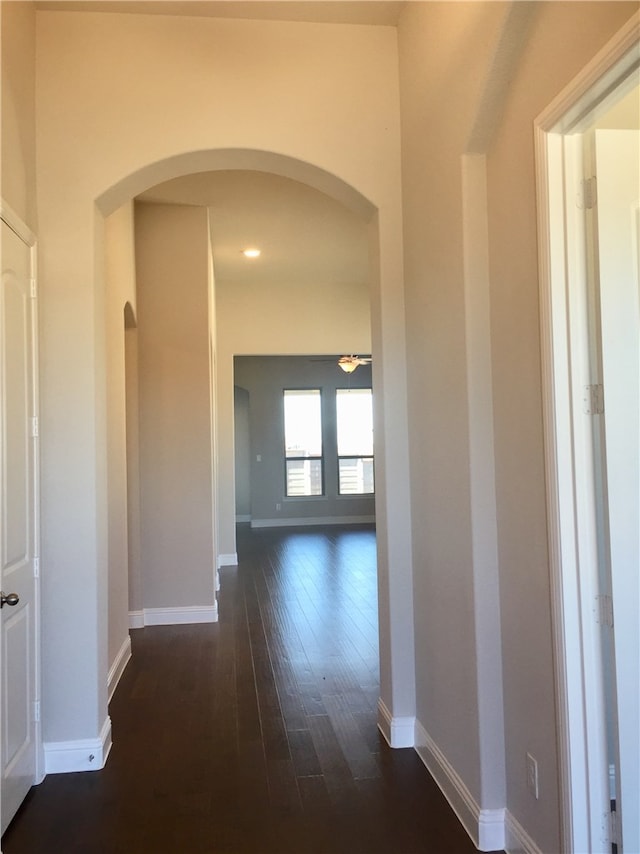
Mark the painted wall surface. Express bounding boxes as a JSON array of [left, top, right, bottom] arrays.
[[34, 8, 412, 744], [234, 356, 375, 526], [399, 1, 637, 850], [1, 0, 36, 228], [485, 3, 637, 846], [135, 203, 215, 610], [234, 386, 251, 520], [398, 0, 510, 815], [104, 201, 136, 675]]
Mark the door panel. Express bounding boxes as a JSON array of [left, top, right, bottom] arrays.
[[1, 218, 37, 834]]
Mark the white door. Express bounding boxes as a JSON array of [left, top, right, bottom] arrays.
[[593, 129, 640, 854], [0, 215, 39, 835]]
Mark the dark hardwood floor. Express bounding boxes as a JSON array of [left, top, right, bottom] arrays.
[[3, 524, 482, 853]]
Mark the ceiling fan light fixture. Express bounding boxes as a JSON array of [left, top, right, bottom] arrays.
[[338, 356, 358, 373]]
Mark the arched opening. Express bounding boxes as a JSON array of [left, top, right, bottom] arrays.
[[99, 149, 414, 753]]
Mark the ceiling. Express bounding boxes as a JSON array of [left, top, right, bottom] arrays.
[[35, 1, 405, 27], [137, 170, 370, 287]]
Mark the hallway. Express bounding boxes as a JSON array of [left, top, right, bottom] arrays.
[[3, 525, 481, 853]]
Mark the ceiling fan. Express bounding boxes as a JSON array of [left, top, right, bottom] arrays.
[[337, 355, 372, 374]]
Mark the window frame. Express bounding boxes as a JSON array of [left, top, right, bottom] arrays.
[[283, 387, 325, 498], [335, 387, 375, 496]]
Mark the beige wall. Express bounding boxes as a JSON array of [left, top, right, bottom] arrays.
[[135, 203, 215, 610], [34, 9, 413, 745], [398, 1, 637, 850], [1, 0, 36, 228], [104, 201, 137, 678], [486, 2, 636, 844]]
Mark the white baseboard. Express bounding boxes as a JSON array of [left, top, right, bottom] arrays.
[[236, 514, 251, 523], [44, 716, 112, 774], [128, 604, 218, 628], [414, 720, 506, 852], [107, 635, 132, 703], [377, 698, 415, 748], [251, 515, 375, 529], [129, 609, 144, 629], [505, 811, 544, 854], [218, 552, 238, 567]]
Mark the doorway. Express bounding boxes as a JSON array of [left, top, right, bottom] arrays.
[[536, 17, 639, 853]]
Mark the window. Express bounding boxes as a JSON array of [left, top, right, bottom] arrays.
[[336, 388, 374, 494], [284, 389, 323, 496]]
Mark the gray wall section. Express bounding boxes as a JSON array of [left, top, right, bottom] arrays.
[[234, 356, 375, 525], [234, 385, 251, 519]]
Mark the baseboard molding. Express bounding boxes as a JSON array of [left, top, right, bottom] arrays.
[[251, 515, 375, 529], [107, 635, 132, 703], [377, 698, 415, 748], [44, 716, 112, 774], [414, 720, 506, 852], [505, 811, 543, 854], [128, 604, 218, 628], [236, 514, 251, 523], [217, 553, 238, 567]]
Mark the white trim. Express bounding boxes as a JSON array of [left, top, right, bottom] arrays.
[[505, 811, 544, 854], [414, 720, 506, 852], [128, 610, 144, 629], [235, 514, 251, 523], [217, 552, 238, 567], [251, 515, 375, 529], [0, 200, 36, 246], [128, 604, 218, 628], [44, 717, 112, 775], [107, 635, 132, 703], [534, 15, 639, 854], [376, 699, 415, 749]]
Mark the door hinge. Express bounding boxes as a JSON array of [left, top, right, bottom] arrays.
[[33, 556, 40, 578], [584, 384, 604, 415], [608, 807, 620, 846], [33, 700, 41, 723], [578, 177, 597, 210], [596, 594, 614, 628], [31, 416, 39, 438], [30, 278, 37, 299]]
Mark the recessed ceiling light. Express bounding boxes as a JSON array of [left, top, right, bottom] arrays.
[[242, 248, 261, 258]]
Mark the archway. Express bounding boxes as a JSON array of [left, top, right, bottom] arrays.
[[97, 148, 415, 758]]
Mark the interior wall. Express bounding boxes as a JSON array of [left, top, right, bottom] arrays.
[[234, 356, 375, 526], [0, 0, 36, 228], [234, 385, 251, 521], [34, 8, 412, 745], [134, 202, 215, 612], [104, 201, 137, 676], [485, 3, 637, 846], [398, 1, 637, 851], [398, 0, 510, 818]]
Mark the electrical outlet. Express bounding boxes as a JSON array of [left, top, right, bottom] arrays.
[[276, 503, 281, 511], [526, 752, 539, 799]]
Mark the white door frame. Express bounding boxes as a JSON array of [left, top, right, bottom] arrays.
[[0, 200, 43, 842], [534, 13, 639, 853]]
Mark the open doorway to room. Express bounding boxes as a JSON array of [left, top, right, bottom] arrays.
[[536, 17, 639, 853]]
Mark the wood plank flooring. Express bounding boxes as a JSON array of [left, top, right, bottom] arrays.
[[2, 524, 483, 853]]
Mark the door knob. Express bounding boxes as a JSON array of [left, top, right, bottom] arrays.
[[0, 591, 19, 608]]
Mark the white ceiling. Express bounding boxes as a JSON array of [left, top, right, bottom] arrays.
[[137, 170, 370, 287], [36, 1, 405, 27]]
